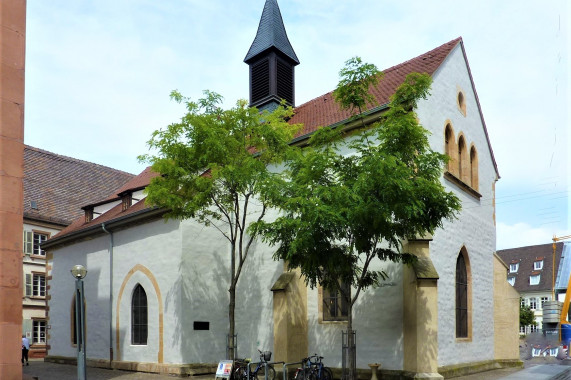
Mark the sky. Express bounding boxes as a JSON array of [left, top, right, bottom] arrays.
[[24, 0, 569, 250]]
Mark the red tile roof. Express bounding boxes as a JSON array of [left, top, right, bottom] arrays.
[[289, 37, 462, 139], [46, 37, 499, 247], [23, 146, 135, 226]]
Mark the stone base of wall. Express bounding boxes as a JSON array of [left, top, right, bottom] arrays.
[[44, 356, 217, 376], [43, 357, 523, 379], [437, 359, 523, 378]]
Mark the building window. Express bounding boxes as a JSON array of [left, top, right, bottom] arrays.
[[509, 263, 519, 273], [33, 274, 45, 297], [521, 298, 526, 308], [469, 145, 478, 191], [458, 136, 467, 183], [541, 297, 549, 308], [132, 284, 148, 345], [456, 250, 469, 338], [444, 123, 457, 175], [457, 89, 466, 116], [122, 193, 132, 211], [24, 231, 49, 256], [534, 260, 543, 270], [529, 298, 537, 310], [530, 274, 540, 285], [322, 282, 350, 321], [508, 277, 515, 286], [33, 320, 46, 344]]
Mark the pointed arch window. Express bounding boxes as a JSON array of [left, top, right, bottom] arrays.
[[444, 124, 455, 174], [470, 146, 478, 191], [458, 136, 468, 184], [132, 284, 148, 345], [456, 250, 470, 339]]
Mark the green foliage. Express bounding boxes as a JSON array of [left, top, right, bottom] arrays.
[[252, 60, 461, 331], [139, 91, 300, 228], [520, 303, 536, 327], [139, 91, 301, 356], [333, 56, 382, 119]]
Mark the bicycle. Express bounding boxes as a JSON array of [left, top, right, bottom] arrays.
[[234, 349, 276, 380], [294, 354, 332, 380]]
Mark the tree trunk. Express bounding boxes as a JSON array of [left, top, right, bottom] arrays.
[[346, 300, 356, 380], [228, 286, 236, 360]]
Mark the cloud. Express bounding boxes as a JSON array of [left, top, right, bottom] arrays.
[[496, 222, 568, 250]]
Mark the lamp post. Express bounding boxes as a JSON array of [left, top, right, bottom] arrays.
[[71, 264, 88, 380]]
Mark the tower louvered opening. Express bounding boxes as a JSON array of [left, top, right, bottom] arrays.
[[276, 59, 293, 104], [251, 59, 270, 104]]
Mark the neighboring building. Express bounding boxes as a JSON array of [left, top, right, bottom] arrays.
[[22, 146, 134, 358], [497, 243, 565, 334], [43, 1, 520, 378]]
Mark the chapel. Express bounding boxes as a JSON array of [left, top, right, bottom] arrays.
[[43, 1, 520, 378]]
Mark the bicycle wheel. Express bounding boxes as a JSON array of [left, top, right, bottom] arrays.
[[294, 368, 305, 380], [320, 367, 333, 380], [304, 368, 317, 380], [256, 364, 276, 380], [234, 366, 247, 380]]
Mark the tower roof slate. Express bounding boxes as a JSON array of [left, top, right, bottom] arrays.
[[244, 0, 299, 64]]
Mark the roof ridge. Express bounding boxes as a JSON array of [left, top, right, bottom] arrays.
[[25, 145, 135, 176]]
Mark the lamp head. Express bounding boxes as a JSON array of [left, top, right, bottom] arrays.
[[71, 264, 87, 279]]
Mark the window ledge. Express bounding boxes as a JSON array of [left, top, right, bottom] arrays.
[[455, 337, 472, 343], [444, 172, 482, 199], [319, 320, 348, 325]]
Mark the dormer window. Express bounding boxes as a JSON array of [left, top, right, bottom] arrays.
[[85, 208, 94, 223], [122, 193, 132, 211], [509, 263, 519, 273], [534, 260, 543, 271], [508, 277, 515, 286], [530, 273, 540, 285]]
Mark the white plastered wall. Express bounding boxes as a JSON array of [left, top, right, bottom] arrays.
[[415, 44, 498, 367]]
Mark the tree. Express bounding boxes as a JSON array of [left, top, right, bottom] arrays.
[[252, 58, 461, 378], [139, 90, 300, 359], [520, 302, 536, 330]]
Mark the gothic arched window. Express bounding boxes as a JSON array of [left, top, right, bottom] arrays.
[[456, 250, 469, 338], [132, 284, 148, 345]]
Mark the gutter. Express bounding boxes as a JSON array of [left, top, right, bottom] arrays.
[[43, 207, 166, 250], [101, 223, 114, 363]]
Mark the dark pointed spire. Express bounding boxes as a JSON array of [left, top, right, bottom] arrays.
[[244, 0, 299, 65], [245, 0, 299, 111]]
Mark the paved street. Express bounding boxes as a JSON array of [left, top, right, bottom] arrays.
[[22, 359, 212, 380]]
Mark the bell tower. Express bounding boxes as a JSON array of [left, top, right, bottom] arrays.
[[245, 0, 299, 112]]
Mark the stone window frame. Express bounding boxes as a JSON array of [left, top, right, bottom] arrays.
[[443, 122, 481, 199], [317, 282, 350, 324], [456, 87, 467, 117]]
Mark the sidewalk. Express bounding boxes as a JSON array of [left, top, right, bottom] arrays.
[[20, 359, 571, 380]]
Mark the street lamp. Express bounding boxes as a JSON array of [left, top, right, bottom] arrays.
[[71, 264, 87, 380]]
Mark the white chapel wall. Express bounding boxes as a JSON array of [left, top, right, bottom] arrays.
[[416, 44, 497, 366]]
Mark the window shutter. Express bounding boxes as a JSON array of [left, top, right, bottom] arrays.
[[23, 231, 33, 254], [25, 274, 32, 297]]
